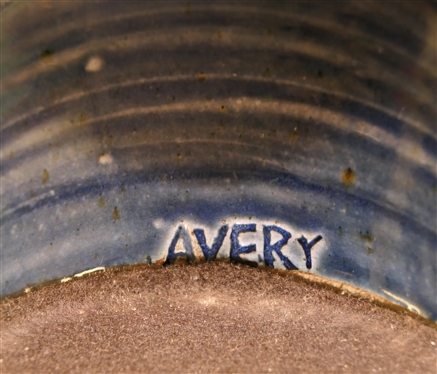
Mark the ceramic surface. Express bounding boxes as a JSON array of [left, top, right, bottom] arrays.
[[1, 2, 436, 320]]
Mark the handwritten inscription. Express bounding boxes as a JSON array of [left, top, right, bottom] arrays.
[[164, 222, 323, 271]]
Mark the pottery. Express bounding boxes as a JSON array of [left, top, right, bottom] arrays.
[[1, 2, 436, 321]]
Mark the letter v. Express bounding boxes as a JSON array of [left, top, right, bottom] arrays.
[[193, 225, 229, 262]]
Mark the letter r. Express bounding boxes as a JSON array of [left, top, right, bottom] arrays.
[[263, 225, 298, 270]]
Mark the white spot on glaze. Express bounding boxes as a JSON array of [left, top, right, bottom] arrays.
[[85, 56, 104, 73], [382, 289, 422, 315], [60, 277, 72, 283], [153, 219, 165, 229], [98, 153, 113, 165], [73, 266, 105, 278]]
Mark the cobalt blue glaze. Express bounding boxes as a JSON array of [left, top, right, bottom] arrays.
[[1, 2, 436, 321]]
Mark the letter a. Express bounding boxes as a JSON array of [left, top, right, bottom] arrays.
[[164, 225, 195, 265]]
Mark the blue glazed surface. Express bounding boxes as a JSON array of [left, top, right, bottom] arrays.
[[1, 2, 436, 320]]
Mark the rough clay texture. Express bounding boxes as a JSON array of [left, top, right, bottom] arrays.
[[1, 262, 436, 374]]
